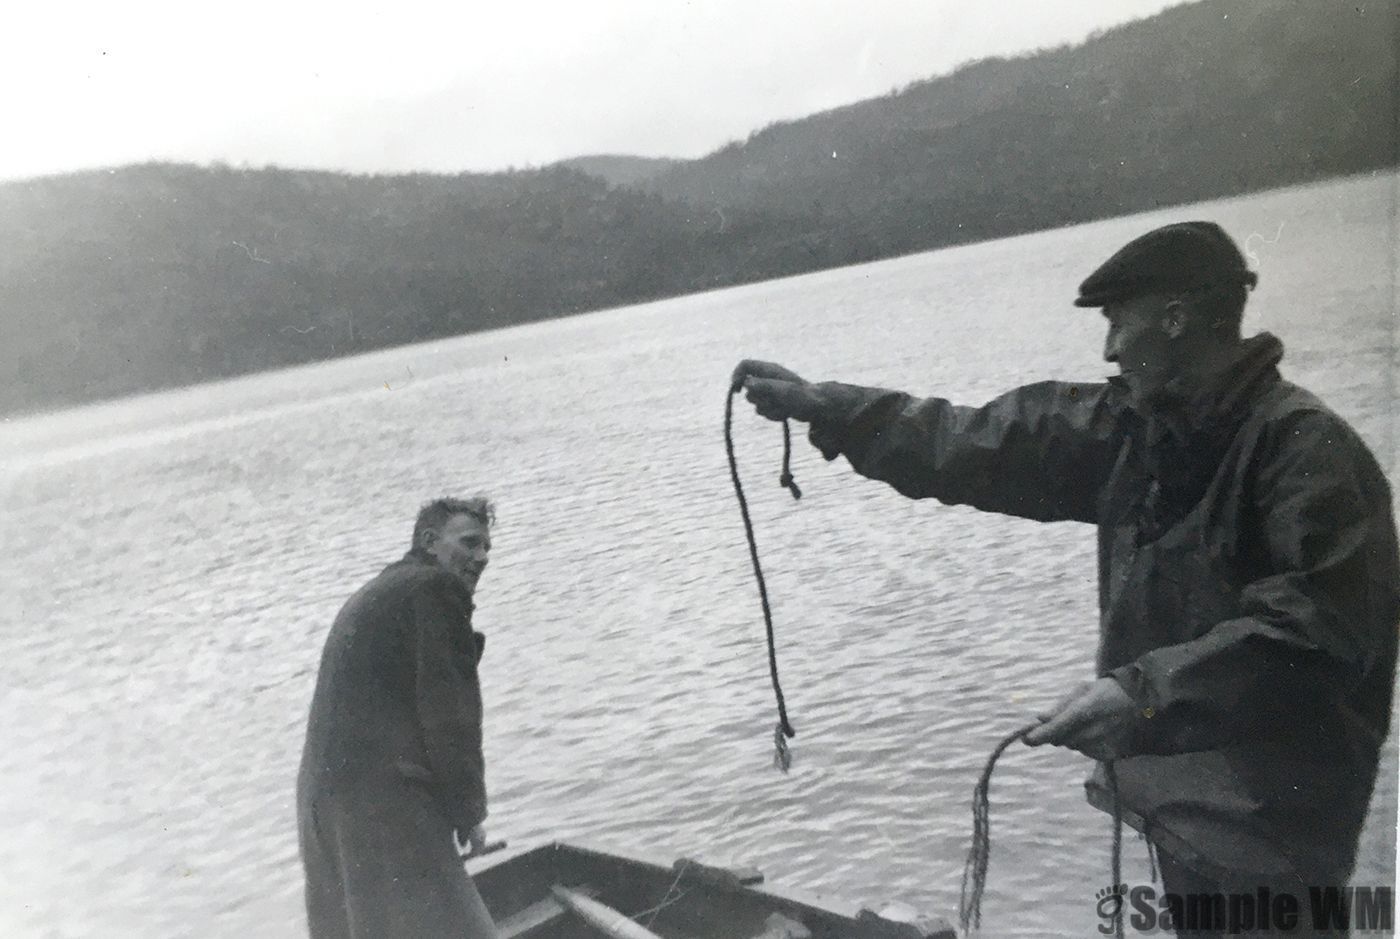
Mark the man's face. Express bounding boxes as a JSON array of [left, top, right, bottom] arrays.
[[1101, 292, 1183, 410], [423, 513, 491, 592]]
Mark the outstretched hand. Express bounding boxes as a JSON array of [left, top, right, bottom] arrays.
[[1023, 677, 1140, 761], [745, 378, 830, 423], [731, 359, 825, 423], [730, 359, 806, 391]]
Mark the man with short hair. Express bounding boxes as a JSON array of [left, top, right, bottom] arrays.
[[298, 496, 499, 938], [734, 222, 1398, 934]]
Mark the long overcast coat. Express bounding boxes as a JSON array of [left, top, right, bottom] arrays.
[[808, 333, 1398, 885], [297, 549, 488, 938]]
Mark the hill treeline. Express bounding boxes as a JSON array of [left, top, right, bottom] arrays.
[[2, 0, 1395, 416]]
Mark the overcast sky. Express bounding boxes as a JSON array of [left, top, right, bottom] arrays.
[[4, 0, 1183, 182]]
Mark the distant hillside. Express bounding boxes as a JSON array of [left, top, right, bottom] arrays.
[[556, 155, 680, 188], [0, 163, 828, 414], [639, 0, 1398, 253], [2, 0, 1395, 416]]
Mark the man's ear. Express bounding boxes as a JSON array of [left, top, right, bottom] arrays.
[[1161, 299, 1188, 340], [418, 528, 438, 551]]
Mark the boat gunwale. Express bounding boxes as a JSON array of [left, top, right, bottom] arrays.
[[468, 838, 957, 938]]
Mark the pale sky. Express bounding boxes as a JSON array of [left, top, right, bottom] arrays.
[[3, 0, 1183, 182]]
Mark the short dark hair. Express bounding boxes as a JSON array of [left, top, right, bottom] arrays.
[[1181, 277, 1254, 336], [413, 495, 495, 548]]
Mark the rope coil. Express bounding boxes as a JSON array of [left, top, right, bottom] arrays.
[[958, 722, 1038, 933], [959, 727, 1128, 939], [725, 384, 800, 771]]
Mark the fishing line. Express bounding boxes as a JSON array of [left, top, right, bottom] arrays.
[[725, 382, 800, 772]]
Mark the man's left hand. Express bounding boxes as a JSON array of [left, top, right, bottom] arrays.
[[456, 824, 491, 857], [743, 377, 826, 423], [1023, 677, 1141, 761]]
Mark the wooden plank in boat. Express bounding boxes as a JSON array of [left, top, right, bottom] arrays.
[[550, 885, 666, 939], [496, 883, 599, 938]]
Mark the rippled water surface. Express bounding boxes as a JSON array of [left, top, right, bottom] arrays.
[[2, 173, 1396, 937]]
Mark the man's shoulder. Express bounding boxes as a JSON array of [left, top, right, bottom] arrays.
[[1252, 379, 1363, 439], [344, 555, 459, 608], [1248, 379, 1386, 477], [381, 552, 462, 585]]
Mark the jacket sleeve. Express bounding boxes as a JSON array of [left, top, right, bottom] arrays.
[[412, 576, 488, 833], [808, 379, 1123, 523], [1111, 410, 1400, 754]]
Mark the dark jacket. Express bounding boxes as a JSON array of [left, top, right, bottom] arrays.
[[298, 550, 488, 834], [809, 333, 1398, 882]]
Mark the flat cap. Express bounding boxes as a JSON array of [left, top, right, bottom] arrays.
[[1074, 221, 1258, 308]]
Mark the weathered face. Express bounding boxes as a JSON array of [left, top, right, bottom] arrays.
[[1101, 292, 1185, 410], [422, 513, 492, 591]]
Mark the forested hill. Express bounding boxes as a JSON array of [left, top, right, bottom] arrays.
[[556, 155, 679, 188], [2, 0, 1394, 416], [639, 0, 1397, 236]]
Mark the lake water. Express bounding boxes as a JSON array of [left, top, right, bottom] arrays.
[[2, 172, 1396, 938]]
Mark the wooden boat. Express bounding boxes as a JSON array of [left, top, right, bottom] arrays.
[[466, 841, 956, 939]]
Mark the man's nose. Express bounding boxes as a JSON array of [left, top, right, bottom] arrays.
[[1104, 328, 1120, 364]]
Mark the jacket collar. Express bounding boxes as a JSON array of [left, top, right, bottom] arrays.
[[1128, 332, 1284, 446], [401, 547, 476, 611], [1179, 331, 1283, 425], [404, 546, 437, 567]]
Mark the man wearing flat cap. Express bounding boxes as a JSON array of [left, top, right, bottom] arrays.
[[733, 221, 1398, 932]]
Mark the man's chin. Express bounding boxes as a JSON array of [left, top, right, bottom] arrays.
[[1114, 374, 1169, 412]]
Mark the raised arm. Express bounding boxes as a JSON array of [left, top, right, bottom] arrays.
[[734, 360, 1123, 524]]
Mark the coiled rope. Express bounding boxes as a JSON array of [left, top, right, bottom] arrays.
[[958, 722, 1039, 933], [959, 726, 1127, 939], [724, 383, 801, 771]]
